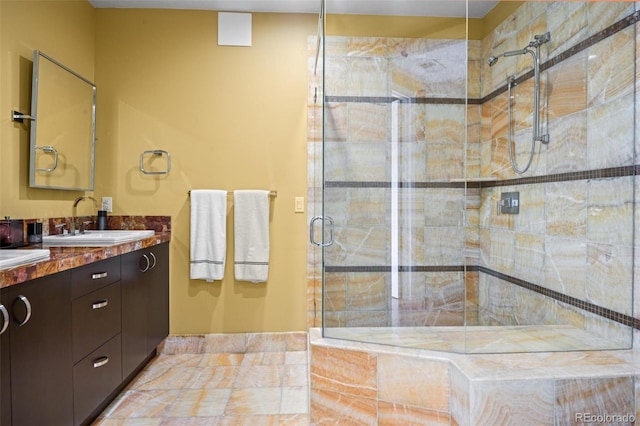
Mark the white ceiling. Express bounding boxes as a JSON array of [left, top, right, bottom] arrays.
[[88, 0, 500, 18]]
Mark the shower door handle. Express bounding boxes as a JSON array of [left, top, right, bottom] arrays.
[[310, 216, 334, 247]]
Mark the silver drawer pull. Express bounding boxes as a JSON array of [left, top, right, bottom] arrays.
[[93, 356, 109, 368], [92, 300, 108, 310], [91, 272, 108, 280], [149, 252, 157, 270], [16, 295, 32, 327], [0, 305, 8, 335], [140, 254, 150, 273]]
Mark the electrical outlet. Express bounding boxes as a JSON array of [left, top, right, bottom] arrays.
[[102, 196, 113, 213]]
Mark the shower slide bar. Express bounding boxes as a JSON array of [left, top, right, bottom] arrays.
[[488, 32, 551, 174]]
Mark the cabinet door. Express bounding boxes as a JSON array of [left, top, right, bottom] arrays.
[[73, 334, 122, 425], [121, 249, 148, 379], [72, 282, 122, 363], [1, 288, 11, 426], [71, 256, 120, 300], [121, 243, 170, 379], [8, 271, 73, 425], [147, 243, 169, 350]]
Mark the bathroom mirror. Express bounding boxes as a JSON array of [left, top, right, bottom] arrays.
[[29, 50, 96, 191]]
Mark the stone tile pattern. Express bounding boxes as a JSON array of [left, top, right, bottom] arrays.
[[306, 2, 639, 348], [94, 332, 309, 425], [310, 343, 451, 425], [310, 332, 640, 426], [478, 1, 636, 344]]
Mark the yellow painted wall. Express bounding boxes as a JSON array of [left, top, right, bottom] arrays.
[[0, 0, 96, 218], [325, 2, 524, 40], [95, 10, 315, 334], [327, 14, 471, 39], [1, 0, 521, 335]]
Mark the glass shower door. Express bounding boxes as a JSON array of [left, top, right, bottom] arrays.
[[313, 0, 636, 354], [317, 1, 470, 351]]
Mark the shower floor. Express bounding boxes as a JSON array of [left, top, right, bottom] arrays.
[[323, 325, 629, 353]]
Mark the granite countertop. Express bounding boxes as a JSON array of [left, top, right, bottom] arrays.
[[0, 232, 171, 289]]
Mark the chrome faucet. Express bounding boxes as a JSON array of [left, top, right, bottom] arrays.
[[72, 196, 98, 235]]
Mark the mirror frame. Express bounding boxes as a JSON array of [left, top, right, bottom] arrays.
[[29, 50, 96, 191]]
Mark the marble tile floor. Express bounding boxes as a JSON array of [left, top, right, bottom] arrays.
[[92, 349, 311, 425]]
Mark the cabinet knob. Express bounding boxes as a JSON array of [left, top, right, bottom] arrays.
[[0, 304, 8, 335]]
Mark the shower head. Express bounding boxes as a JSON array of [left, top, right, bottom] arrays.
[[489, 33, 549, 68], [487, 49, 530, 67]]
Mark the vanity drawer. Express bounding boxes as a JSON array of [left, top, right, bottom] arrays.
[[71, 256, 121, 299], [73, 334, 122, 425], [72, 282, 121, 363]]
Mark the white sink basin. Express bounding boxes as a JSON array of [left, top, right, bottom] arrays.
[[43, 230, 155, 247], [0, 249, 51, 270]]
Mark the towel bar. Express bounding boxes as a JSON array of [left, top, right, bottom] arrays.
[[188, 190, 277, 198]]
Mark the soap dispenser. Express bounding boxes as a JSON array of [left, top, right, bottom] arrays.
[[97, 210, 107, 230]]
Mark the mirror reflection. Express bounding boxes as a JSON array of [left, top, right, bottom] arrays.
[[29, 50, 96, 191]]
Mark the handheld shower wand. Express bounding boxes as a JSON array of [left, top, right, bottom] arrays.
[[487, 32, 550, 174]]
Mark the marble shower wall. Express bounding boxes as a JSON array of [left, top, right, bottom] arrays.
[[478, 1, 636, 346], [307, 1, 638, 349]]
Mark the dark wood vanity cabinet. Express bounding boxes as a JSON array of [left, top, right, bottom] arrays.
[[1, 288, 12, 426], [147, 243, 170, 353], [0, 242, 169, 426], [121, 243, 169, 380], [71, 257, 123, 425], [1, 271, 74, 426]]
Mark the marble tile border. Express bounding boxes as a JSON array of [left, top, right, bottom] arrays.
[[479, 266, 638, 330], [481, 165, 637, 188], [324, 165, 637, 191], [325, 265, 465, 273], [159, 332, 309, 355], [323, 264, 637, 332], [323, 11, 640, 109], [326, 180, 468, 188], [326, 95, 472, 105]]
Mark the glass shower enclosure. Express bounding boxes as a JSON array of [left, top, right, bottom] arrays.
[[308, 0, 636, 354]]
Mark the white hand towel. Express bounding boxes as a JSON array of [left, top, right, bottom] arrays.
[[190, 189, 227, 282], [234, 190, 270, 283]]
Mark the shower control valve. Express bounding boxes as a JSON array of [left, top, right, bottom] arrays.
[[499, 191, 520, 215]]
